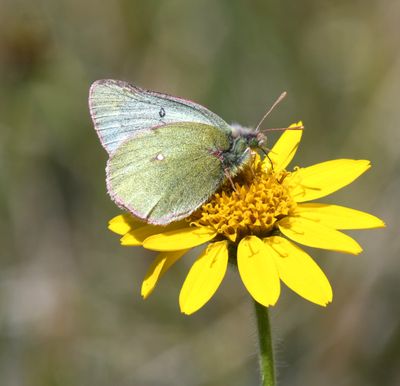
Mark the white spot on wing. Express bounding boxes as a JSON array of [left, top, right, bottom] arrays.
[[155, 153, 165, 161]]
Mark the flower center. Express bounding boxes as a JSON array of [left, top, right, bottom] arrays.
[[190, 156, 297, 243]]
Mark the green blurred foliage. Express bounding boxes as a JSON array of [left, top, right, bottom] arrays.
[[0, 0, 398, 385]]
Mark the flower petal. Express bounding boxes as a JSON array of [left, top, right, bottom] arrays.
[[143, 226, 217, 251], [141, 250, 189, 299], [265, 121, 303, 171], [121, 221, 190, 247], [294, 203, 386, 230], [278, 216, 362, 255], [264, 236, 332, 306], [285, 159, 371, 202], [108, 214, 142, 235], [237, 236, 280, 307], [179, 241, 229, 315], [121, 225, 162, 246]]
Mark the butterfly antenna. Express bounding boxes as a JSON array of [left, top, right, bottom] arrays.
[[255, 91, 287, 132]]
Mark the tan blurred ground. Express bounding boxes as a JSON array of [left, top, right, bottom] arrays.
[[0, 1, 399, 385]]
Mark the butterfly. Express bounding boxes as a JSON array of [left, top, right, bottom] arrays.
[[89, 79, 288, 225]]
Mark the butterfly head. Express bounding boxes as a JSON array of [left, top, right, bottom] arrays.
[[250, 131, 267, 148], [231, 124, 266, 150]]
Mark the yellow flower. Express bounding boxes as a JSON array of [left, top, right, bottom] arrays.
[[108, 122, 385, 315]]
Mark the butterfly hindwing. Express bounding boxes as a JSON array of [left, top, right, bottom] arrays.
[[89, 79, 231, 154], [106, 122, 231, 224]]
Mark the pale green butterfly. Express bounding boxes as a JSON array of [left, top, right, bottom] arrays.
[[89, 79, 288, 225]]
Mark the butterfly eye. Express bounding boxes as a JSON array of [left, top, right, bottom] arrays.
[[247, 137, 259, 148], [256, 132, 266, 146], [159, 107, 166, 118]]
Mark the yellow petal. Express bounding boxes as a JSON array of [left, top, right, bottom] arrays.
[[121, 225, 161, 246], [179, 241, 229, 315], [264, 121, 303, 170], [285, 159, 371, 202], [294, 203, 386, 230], [143, 226, 217, 251], [108, 214, 142, 235], [121, 221, 189, 247], [141, 250, 189, 299], [237, 236, 280, 307], [264, 236, 332, 306], [278, 216, 362, 255]]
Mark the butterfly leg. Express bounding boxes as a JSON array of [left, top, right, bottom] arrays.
[[211, 149, 238, 192], [224, 168, 237, 192], [249, 164, 256, 178], [259, 146, 274, 171]]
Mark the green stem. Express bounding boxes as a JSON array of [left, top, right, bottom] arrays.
[[254, 300, 276, 386]]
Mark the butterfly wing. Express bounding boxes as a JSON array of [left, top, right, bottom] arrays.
[[106, 122, 231, 225], [89, 79, 231, 154]]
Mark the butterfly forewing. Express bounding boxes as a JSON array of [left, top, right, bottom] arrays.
[[89, 79, 231, 154], [106, 122, 230, 224]]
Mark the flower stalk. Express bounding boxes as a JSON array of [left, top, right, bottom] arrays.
[[254, 301, 275, 386]]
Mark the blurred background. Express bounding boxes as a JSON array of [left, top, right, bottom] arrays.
[[0, 0, 398, 385]]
